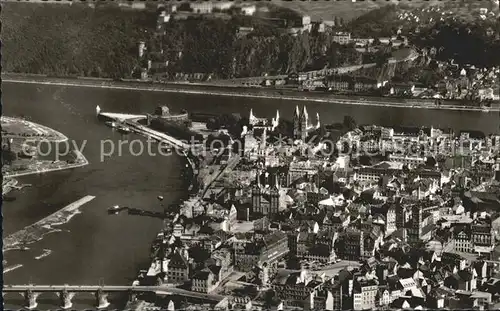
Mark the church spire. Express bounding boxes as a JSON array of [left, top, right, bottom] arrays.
[[294, 105, 300, 118], [274, 173, 280, 189], [302, 106, 308, 120]]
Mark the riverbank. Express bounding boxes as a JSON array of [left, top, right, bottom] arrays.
[[3, 150, 89, 178], [3, 195, 96, 253], [3, 74, 499, 112]]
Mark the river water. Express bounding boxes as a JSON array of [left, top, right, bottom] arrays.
[[2, 81, 499, 309]]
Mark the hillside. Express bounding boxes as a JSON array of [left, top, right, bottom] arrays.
[[1, 3, 157, 78], [269, 0, 445, 23]]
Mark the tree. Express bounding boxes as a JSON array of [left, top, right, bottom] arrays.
[[206, 118, 220, 131]]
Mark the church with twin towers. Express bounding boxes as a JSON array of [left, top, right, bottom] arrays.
[[248, 105, 320, 142]]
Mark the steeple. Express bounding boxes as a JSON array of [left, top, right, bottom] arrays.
[[276, 110, 280, 123], [302, 106, 309, 121], [294, 105, 300, 118], [255, 171, 261, 188], [261, 127, 267, 150], [274, 173, 280, 189], [316, 112, 321, 129]]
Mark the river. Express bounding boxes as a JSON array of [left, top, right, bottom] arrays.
[[2, 81, 499, 309]]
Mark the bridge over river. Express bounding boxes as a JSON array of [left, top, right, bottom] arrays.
[[2, 284, 224, 310]]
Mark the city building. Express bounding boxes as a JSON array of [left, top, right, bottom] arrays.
[[272, 269, 324, 309], [234, 231, 289, 273], [333, 32, 351, 45], [241, 4, 256, 16], [251, 172, 284, 217], [166, 249, 190, 284], [353, 278, 379, 311], [190, 2, 213, 14], [388, 154, 426, 167], [191, 269, 217, 293]]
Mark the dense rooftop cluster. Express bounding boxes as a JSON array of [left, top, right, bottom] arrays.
[[139, 106, 500, 310]]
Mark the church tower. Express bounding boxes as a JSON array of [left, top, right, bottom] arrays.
[[293, 105, 300, 139], [300, 106, 309, 142], [252, 172, 262, 214], [269, 174, 280, 216]]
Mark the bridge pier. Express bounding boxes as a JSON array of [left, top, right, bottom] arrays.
[[22, 289, 40, 310], [95, 289, 110, 309], [58, 289, 76, 309]]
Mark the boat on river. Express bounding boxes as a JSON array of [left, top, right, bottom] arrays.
[[108, 205, 127, 214], [117, 124, 132, 133], [105, 121, 117, 128]]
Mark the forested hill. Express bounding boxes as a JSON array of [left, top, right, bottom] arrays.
[[415, 19, 500, 68], [1, 3, 367, 79], [1, 3, 157, 78]]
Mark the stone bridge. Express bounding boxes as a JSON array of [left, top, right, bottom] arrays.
[[2, 285, 224, 310]]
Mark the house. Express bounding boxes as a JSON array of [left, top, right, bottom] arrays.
[[353, 278, 379, 310], [326, 75, 352, 91], [389, 83, 415, 96], [272, 269, 323, 308], [213, 1, 233, 11], [190, 1, 213, 14], [473, 261, 490, 286], [166, 250, 190, 284], [237, 26, 254, 38], [377, 286, 391, 306], [332, 32, 351, 45], [444, 269, 477, 291], [451, 224, 472, 253], [207, 248, 234, 280], [241, 5, 256, 16], [192, 269, 217, 293], [353, 77, 385, 92]]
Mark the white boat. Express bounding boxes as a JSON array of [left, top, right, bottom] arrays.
[[117, 125, 131, 133], [105, 121, 117, 128]]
